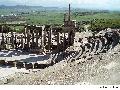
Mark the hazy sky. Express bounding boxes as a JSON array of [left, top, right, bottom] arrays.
[[0, 0, 120, 10]]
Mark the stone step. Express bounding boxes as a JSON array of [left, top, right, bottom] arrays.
[[0, 60, 55, 70], [0, 60, 6, 66]]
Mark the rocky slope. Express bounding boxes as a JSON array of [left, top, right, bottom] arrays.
[[0, 43, 119, 85]]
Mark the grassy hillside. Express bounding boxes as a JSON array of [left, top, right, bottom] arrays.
[[0, 6, 120, 32]]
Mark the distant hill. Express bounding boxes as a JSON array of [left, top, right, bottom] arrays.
[[0, 5, 61, 11], [0, 5, 111, 12]]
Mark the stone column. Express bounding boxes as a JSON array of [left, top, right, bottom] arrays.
[[44, 29, 47, 46], [32, 29, 34, 47], [36, 29, 39, 48], [21, 35, 24, 49], [57, 32, 60, 51], [48, 27, 52, 52], [63, 32, 66, 51], [14, 35, 17, 49], [24, 27, 27, 43], [5, 34, 7, 44], [68, 31, 70, 46], [62, 32, 66, 59], [1, 26, 4, 44], [41, 26, 45, 52], [10, 27, 14, 48], [27, 28, 30, 49]]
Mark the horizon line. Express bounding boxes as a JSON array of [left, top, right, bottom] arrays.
[[0, 4, 119, 11]]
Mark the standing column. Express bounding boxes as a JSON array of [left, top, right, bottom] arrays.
[[21, 35, 24, 49], [11, 27, 15, 48], [5, 34, 7, 44], [36, 30, 39, 48], [68, 31, 71, 46], [1, 26, 4, 45], [48, 27, 52, 52], [31, 29, 35, 49], [27, 28, 30, 49], [57, 31, 60, 51], [62, 32, 66, 59], [63, 32, 66, 51], [24, 27, 27, 43], [44, 28, 47, 53], [71, 30, 75, 45], [41, 26, 45, 52], [14, 35, 17, 49], [44, 29, 47, 46]]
